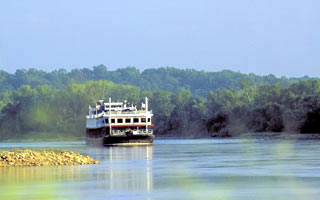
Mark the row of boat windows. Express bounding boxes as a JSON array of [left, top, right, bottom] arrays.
[[104, 118, 151, 124]]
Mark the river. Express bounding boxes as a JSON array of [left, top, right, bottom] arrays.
[[1, 139, 320, 200]]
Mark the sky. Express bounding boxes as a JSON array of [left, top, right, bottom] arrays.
[[0, 0, 319, 77]]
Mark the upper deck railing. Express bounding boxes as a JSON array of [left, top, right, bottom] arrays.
[[86, 110, 153, 119], [87, 97, 151, 119]]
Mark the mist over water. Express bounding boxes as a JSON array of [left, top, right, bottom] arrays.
[[1, 139, 320, 200]]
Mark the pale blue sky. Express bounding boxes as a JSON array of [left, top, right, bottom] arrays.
[[0, 0, 319, 77]]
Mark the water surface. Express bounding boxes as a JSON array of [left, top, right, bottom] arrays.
[[1, 139, 320, 200]]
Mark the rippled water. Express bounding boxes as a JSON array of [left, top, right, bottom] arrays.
[[1, 139, 320, 200]]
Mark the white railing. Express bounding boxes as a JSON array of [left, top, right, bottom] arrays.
[[106, 110, 152, 114], [110, 129, 153, 136], [87, 110, 152, 119]]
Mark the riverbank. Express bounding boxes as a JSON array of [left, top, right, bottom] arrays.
[[238, 132, 320, 139], [1, 132, 83, 142], [0, 149, 99, 167], [156, 132, 320, 140], [2, 131, 320, 142]]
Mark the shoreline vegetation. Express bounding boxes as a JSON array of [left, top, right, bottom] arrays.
[[157, 132, 320, 140], [3, 131, 320, 142], [0, 149, 99, 167], [3, 132, 84, 142], [1, 66, 320, 141]]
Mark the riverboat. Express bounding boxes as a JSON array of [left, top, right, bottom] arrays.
[[86, 97, 155, 145]]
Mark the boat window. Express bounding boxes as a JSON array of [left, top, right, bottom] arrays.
[[125, 118, 131, 123], [105, 119, 109, 124], [111, 119, 115, 123], [117, 118, 123, 123], [148, 118, 151, 122], [141, 118, 146, 122], [133, 118, 139, 123]]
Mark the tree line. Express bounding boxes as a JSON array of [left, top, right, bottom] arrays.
[[0, 77, 320, 140], [0, 66, 314, 96]]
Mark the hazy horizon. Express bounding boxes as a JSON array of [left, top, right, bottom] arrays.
[[1, 0, 319, 77]]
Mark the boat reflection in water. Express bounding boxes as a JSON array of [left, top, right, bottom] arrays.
[[105, 145, 153, 193], [0, 144, 154, 199]]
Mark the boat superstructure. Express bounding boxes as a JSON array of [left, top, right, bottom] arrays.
[[86, 97, 154, 145]]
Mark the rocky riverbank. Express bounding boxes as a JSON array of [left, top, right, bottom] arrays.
[[0, 149, 99, 167]]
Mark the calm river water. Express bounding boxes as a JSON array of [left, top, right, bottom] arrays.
[[1, 139, 320, 200]]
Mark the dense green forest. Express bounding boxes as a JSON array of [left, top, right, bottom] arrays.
[[0, 66, 320, 140], [0, 65, 313, 96]]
